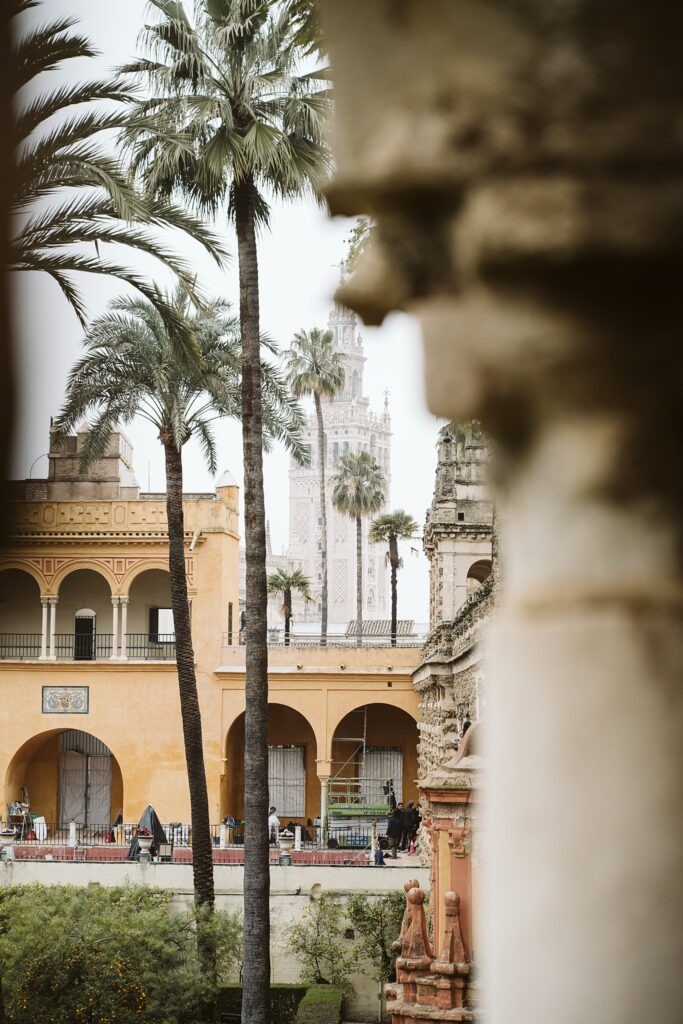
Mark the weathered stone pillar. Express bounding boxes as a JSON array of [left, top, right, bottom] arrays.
[[322, 3, 683, 1022]]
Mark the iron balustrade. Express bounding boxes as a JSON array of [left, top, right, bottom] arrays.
[[124, 633, 176, 660], [54, 633, 114, 661], [0, 633, 41, 659], [222, 631, 424, 648]]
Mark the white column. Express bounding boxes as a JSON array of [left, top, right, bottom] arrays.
[[39, 598, 49, 660], [119, 597, 128, 660], [48, 598, 57, 660], [319, 778, 329, 841], [110, 597, 119, 660]]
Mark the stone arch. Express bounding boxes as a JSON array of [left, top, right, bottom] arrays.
[[0, 561, 48, 595], [222, 702, 320, 824], [329, 702, 419, 810], [51, 561, 117, 596], [466, 558, 492, 596], [119, 560, 170, 596], [0, 567, 43, 639], [54, 569, 113, 642], [5, 728, 124, 831], [124, 568, 173, 641]]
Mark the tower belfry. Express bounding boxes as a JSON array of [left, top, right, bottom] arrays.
[[286, 301, 392, 628]]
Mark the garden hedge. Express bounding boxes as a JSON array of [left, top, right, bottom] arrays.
[[217, 984, 343, 1024], [218, 984, 307, 1022]]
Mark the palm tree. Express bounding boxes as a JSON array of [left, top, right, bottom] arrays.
[[267, 568, 312, 645], [9, 0, 224, 348], [53, 289, 306, 929], [331, 452, 386, 646], [285, 328, 345, 645], [122, 6, 329, 1018], [369, 511, 418, 646]]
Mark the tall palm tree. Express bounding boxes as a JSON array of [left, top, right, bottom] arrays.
[[267, 568, 312, 645], [369, 510, 418, 647], [9, 0, 224, 348], [332, 452, 386, 647], [285, 328, 345, 645], [54, 289, 306, 927], [122, 6, 329, 1018]]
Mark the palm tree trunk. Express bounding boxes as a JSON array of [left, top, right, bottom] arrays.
[[234, 178, 270, 1024], [356, 514, 363, 647], [313, 392, 328, 645], [389, 534, 399, 647], [163, 441, 215, 984], [284, 587, 291, 646]]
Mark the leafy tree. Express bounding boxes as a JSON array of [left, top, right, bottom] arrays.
[[122, 7, 329, 1016], [289, 894, 357, 992], [267, 567, 312, 645], [285, 327, 345, 644], [0, 884, 242, 1024], [55, 289, 305, 956], [9, 0, 224, 346], [331, 452, 386, 645], [369, 510, 418, 646], [347, 891, 405, 1022], [346, 216, 373, 271]]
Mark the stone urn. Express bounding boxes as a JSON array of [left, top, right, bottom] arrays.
[[0, 830, 16, 848], [137, 833, 154, 854], [278, 830, 295, 853]]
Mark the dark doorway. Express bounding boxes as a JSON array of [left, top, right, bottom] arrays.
[[74, 614, 95, 660]]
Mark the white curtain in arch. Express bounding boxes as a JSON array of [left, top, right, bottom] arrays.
[[268, 745, 305, 817], [360, 746, 403, 805], [58, 750, 87, 825], [58, 731, 112, 826]]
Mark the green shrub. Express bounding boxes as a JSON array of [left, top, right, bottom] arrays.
[[296, 985, 343, 1024], [288, 894, 358, 990], [0, 885, 241, 1024], [218, 983, 309, 1022]]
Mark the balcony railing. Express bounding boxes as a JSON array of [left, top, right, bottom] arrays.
[[125, 633, 176, 660], [0, 633, 176, 661], [223, 630, 425, 649], [0, 633, 41, 659]]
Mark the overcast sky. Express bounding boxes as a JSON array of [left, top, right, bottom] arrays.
[[12, 0, 439, 624]]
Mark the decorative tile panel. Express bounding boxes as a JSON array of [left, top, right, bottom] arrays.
[[42, 686, 89, 714]]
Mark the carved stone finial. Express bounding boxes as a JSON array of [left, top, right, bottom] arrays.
[[391, 877, 421, 955], [430, 891, 471, 1010], [396, 886, 434, 974]]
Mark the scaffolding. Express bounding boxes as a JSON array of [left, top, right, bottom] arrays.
[[328, 706, 400, 817]]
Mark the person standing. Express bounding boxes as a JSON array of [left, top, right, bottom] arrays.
[[268, 806, 280, 845], [386, 807, 403, 859], [400, 800, 416, 851]]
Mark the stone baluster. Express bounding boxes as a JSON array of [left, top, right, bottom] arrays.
[[322, 3, 683, 1023]]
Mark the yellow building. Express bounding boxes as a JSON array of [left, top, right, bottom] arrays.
[[0, 427, 420, 835]]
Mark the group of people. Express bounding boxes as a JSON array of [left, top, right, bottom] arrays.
[[385, 800, 420, 858]]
